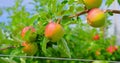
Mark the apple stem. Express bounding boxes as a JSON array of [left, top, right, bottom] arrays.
[[57, 18, 61, 24]]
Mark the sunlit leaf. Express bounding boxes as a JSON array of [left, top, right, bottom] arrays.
[[58, 38, 71, 58], [105, 0, 114, 7]]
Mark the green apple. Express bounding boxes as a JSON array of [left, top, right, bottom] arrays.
[[83, 0, 102, 9]]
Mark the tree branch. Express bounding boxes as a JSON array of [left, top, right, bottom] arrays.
[[69, 10, 89, 18], [0, 46, 16, 50], [69, 9, 120, 18], [106, 9, 120, 14]]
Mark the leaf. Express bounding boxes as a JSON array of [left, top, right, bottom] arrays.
[[118, 0, 120, 5], [77, 0, 84, 4], [61, 0, 68, 4], [58, 38, 71, 58], [0, 58, 9, 63], [42, 37, 49, 55], [0, 57, 16, 63], [108, 12, 113, 16], [105, 0, 114, 7]]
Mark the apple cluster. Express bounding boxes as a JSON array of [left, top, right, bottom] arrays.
[[20, 0, 107, 56], [83, 0, 106, 27], [21, 22, 65, 55], [21, 26, 38, 55]]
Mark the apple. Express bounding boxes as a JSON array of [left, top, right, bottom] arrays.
[[45, 22, 64, 42], [21, 26, 36, 38], [95, 51, 101, 56], [23, 43, 38, 55], [106, 45, 118, 54], [93, 34, 100, 40], [83, 0, 102, 9], [21, 26, 37, 42], [87, 8, 105, 27], [22, 42, 28, 46]]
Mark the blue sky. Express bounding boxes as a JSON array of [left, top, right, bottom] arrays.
[[0, 0, 34, 23], [0, 0, 14, 23]]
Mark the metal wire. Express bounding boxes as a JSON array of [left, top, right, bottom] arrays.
[[0, 54, 120, 63]]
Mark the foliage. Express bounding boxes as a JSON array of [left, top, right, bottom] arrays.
[[0, 0, 120, 63]]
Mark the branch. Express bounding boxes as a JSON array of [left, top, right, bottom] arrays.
[[69, 10, 89, 18], [69, 9, 120, 18], [0, 46, 16, 50], [105, 9, 120, 14]]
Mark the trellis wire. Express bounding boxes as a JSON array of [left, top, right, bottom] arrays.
[[0, 54, 120, 63]]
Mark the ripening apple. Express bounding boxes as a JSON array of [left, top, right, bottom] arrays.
[[87, 8, 105, 27], [21, 26, 37, 42], [93, 34, 100, 40], [106, 45, 118, 54], [45, 22, 64, 42], [23, 42, 38, 55], [83, 0, 102, 9], [21, 26, 36, 38]]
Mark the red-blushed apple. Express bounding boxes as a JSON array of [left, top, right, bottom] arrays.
[[83, 0, 102, 9], [106, 45, 118, 54], [21, 26, 36, 38], [45, 22, 64, 42], [87, 8, 105, 27], [93, 34, 100, 40], [22, 42, 28, 46], [23, 42, 38, 55], [21, 26, 37, 42]]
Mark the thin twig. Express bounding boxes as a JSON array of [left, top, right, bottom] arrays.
[[57, 18, 61, 24]]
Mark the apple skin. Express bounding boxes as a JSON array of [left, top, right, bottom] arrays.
[[21, 26, 36, 38], [83, 0, 102, 9], [93, 34, 100, 40], [45, 22, 64, 42], [106, 45, 118, 54], [21, 26, 37, 42], [87, 8, 105, 27], [23, 42, 38, 56]]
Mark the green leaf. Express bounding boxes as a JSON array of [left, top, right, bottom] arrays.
[[105, 0, 114, 7], [0, 58, 9, 63], [42, 37, 49, 55], [108, 12, 113, 16], [61, 0, 68, 4], [118, 0, 120, 5], [0, 57, 16, 63], [58, 38, 71, 58]]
